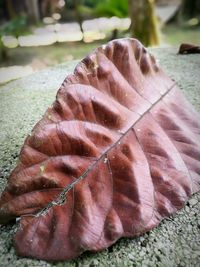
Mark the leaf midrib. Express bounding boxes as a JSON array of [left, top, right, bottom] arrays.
[[33, 81, 176, 218]]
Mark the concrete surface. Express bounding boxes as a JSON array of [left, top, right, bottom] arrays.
[[0, 47, 200, 267]]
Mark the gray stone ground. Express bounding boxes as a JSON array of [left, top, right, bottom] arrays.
[[0, 47, 200, 267]]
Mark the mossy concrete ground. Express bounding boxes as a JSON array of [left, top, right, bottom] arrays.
[[0, 47, 200, 267]]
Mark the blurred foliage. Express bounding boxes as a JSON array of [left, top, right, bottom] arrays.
[[180, 0, 200, 20], [77, 5, 93, 17], [0, 15, 28, 60], [65, 0, 102, 9], [178, 0, 200, 27], [65, 0, 128, 18], [94, 0, 128, 18], [0, 15, 28, 37]]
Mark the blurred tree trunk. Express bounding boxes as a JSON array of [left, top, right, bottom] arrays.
[[25, 0, 40, 24], [0, 41, 8, 61], [40, 0, 58, 17], [6, 0, 16, 19], [74, 0, 84, 34], [179, 0, 200, 20], [128, 0, 160, 47]]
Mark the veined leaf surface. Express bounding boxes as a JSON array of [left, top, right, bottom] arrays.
[[0, 38, 199, 261]]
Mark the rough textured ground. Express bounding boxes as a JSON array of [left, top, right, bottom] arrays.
[[0, 47, 200, 267]]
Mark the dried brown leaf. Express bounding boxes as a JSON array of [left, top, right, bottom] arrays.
[[0, 38, 200, 261]]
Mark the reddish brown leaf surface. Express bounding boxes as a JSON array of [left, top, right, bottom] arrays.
[[0, 38, 200, 262]]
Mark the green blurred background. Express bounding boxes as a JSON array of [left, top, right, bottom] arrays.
[[0, 0, 199, 83]]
